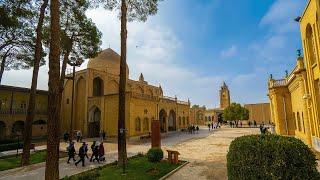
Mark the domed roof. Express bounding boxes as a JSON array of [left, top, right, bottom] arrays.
[[87, 48, 129, 77]]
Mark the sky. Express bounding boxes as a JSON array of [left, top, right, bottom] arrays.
[[1, 0, 308, 108]]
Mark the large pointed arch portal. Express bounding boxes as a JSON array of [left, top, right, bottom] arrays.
[[159, 109, 167, 133], [168, 110, 176, 131], [88, 106, 101, 137]]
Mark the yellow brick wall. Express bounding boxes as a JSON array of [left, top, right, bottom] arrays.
[[0, 88, 48, 138]]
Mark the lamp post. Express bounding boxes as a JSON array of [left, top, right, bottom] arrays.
[[68, 57, 84, 140]]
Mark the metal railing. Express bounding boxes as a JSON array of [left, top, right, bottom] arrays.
[[131, 92, 157, 101], [0, 108, 47, 115], [177, 100, 189, 105], [162, 96, 176, 101], [269, 79, 287, 88]]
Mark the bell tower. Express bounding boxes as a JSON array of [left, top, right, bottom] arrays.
[[220, 82, 230, 108]]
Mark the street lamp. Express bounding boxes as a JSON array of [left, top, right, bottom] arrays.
[[67, 57, 84, 140]]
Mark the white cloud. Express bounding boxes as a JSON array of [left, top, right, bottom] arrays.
[[1, 7, 226, 108], [220, 45, 237, 59], [260, 0, 306, 34], [248, 34, 289, 62]]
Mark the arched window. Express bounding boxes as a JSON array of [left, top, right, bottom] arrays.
[[208, 116, 211, 121], [205, 116, 207, 121], [143, 118, 149, 132], [93, 77, 103, 96], [306, 25, 317, 65], [187, 117, 189, 125], [135, 117, 141, 132], [12, 121, 24, 134], [183, 117, 185, 125], [179, 117, 181, 126]]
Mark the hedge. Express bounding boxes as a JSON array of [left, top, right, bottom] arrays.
[[0, 142, 23, 152], [147, 148, 163, 162], [0, 139, 19, 144], [227, 134, 320, 180]]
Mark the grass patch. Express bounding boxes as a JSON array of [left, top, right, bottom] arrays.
[[63, 155, 182, 180], [0, 151, 67, 171]]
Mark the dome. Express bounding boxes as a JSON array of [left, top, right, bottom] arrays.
[[87, 48, 129, 77]]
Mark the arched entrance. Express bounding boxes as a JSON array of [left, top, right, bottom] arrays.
[[0, 121, 6, 139], [159, 109, 167, 133], [12, 121, 24, 135], [168, 110, 176, 131], [88, 107, 101, 137]]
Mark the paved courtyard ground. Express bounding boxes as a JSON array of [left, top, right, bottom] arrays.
[[0, 127, 259, 180], [167, 127, 259, 180]]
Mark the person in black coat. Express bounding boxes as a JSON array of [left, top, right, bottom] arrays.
[[63, 132, 69, 143], [75, 142, 86, 167], [67, 142, 76, 164], [90, 141, 96, 162], [102, 130, 106, 141]]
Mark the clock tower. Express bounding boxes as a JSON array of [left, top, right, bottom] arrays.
[[220, 82, 230, 109]]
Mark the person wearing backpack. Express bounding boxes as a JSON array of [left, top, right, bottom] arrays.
[[75, 142, 86, 167], [67, 142, 76, 164]]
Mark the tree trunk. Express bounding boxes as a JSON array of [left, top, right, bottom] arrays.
[[118, 0, 127, 166], [21, 0, 48, 166], [59, 50, 70, 92], [0, 54, 7, 84], [45, 0, 61, 179]]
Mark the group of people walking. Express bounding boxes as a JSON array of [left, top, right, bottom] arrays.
[[67, 140, 105, 167], [187, 125, 199, 134], [208, 122, 220, 131], [63, 131, 83, 143]]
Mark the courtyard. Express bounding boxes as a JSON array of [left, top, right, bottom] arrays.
[[0, 127, 259, 180]]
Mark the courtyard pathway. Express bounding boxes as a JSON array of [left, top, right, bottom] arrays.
[[167, 128, 259, 180], [0, 126, 217, 180]]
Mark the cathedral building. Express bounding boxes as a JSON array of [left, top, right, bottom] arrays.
[[268, 0, 320, 151], [60, 48, 190, 138], [191, 82, 230, 125]]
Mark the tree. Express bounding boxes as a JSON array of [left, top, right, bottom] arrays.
[[45, 0, 60, 179], [21, 0, 48, 166], [192, 104, 200, 108], [223, 103, 249, 121], [51, 0, 102, 90], [99, 0, 161, 166], [0, 0, 44, 84], [44, 1, 102, 178]]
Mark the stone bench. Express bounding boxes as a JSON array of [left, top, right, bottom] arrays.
[[166, 150, 180, 164]]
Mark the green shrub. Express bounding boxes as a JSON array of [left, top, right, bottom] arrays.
[[0, 139, 19, 144], [77, 170, 100, 180], [0, 142, 23, 152], [147, 148, 163, 163], [227, 134, 320, 180], [63, 170, 100, 180]]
